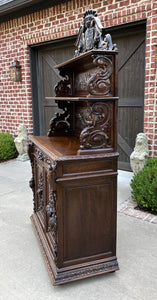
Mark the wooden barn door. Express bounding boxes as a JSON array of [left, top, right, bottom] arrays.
[[108, 23, 146, 170], [38, 39, 75, 135]]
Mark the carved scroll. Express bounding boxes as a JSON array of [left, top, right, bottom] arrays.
[[80, 102, 112, 150], [48, 101, 71, 136], [88, 55, 112, 96], [55, 76, 71, 97]]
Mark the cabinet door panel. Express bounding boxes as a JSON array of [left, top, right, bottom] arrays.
[[58, 176, 117, 267]]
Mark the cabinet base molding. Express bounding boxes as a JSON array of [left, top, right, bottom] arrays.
[[31, 214, 119, 286]]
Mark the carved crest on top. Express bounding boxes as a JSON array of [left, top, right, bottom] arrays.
[[75, 9, 117, 56]]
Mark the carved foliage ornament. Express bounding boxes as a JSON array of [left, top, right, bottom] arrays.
[[80, 102, 112, 150], [55, 75, 71, 97], [88, 55, 112, 96], [37, 171, 44, 211], [28, 142, 36, 212], [46, 162, 57, 255], [46, 191, 57, 232], [48, 101, 71, 136]]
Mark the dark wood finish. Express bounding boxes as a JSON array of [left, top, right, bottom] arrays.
[[29, 10, 119, 285], [29, 136, 119, 285], [47, 49, 118, 156]]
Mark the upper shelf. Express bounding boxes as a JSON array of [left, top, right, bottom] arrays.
[[45, 96, 119, 101], [54, 49, 118, 73]]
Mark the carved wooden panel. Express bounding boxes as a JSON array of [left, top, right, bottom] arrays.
[[74, 99, 118, 154], [46, 163, 58, 258], [74, 67, 97, 94], [79, 101, 112, 150], [87, 55, 113, 96]]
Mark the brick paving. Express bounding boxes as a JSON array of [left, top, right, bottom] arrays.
[[118, 198, 157, 224]]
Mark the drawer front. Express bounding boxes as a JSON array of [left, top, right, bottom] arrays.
[[62, 157, 117, 178]]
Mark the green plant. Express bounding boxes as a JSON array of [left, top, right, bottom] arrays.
[[0, 132, 17, 162], [130, 157, 157, 213]]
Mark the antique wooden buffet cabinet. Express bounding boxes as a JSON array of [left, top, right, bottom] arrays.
[[28, 9, 119, 285]]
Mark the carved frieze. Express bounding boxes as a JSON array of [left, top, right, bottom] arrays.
[[54, 259, 119, 283], [34, 147, 56, 170], [35, 148, 44, 161]]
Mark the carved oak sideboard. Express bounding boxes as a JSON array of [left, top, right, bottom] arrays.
[[28, 9, 119, 285]]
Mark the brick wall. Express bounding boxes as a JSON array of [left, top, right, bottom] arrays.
[[0, 0, 157, 155]]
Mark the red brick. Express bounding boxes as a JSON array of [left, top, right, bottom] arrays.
[[108, 4, 118, 10], [119, 0, 129, 7]]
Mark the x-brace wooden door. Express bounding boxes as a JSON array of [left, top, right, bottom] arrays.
[[38, 40, 75, 135], [113, 28, 146, 170]]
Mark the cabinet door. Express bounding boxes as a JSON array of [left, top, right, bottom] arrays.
[[57, 175, 117, 268]]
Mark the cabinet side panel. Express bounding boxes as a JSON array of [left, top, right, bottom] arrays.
[[60, 176, 117, 266]]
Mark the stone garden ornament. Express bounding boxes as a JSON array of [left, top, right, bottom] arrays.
[[130, 132, 149, 174], [14, 124, 29, 161]]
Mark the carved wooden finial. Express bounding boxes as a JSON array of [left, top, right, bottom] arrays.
[[75, 9, 117, 56]]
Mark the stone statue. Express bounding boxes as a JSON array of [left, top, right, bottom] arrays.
[[14, 124, 29, 161], [75, 9, 117, 56], [130, 133, 149, 174]]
